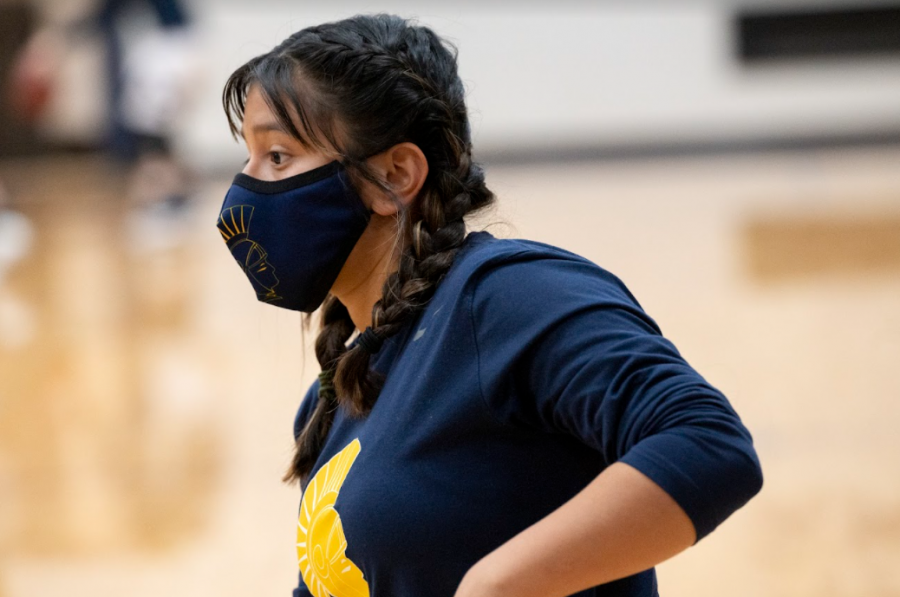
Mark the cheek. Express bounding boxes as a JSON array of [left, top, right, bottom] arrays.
[[330, 218, 397, 293], [241, 158, 272, 180], [294, 155, 334, 174]]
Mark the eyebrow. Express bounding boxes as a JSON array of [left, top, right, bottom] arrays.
[[239, 121, 288, 140]]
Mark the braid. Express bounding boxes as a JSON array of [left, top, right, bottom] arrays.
[[335, 118, 494, 415], [283, 295, 354, 483]]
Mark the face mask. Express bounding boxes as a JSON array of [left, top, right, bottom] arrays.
[[216, 160, 371, 313]]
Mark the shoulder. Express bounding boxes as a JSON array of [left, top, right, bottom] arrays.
[[452, 231, 649, 323]]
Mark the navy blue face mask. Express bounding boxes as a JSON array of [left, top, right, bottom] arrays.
[[216, 160, 372, 313]]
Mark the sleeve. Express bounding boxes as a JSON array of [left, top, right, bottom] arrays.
[[469, 254, 763, 542]]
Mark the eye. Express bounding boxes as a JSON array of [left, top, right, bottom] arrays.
[[269, 151, 284, 166]]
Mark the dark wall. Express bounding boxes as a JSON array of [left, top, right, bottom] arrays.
[[738, 4, 900, 62]]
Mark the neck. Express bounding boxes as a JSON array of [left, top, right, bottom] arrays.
[[331, 216, 401, 331]]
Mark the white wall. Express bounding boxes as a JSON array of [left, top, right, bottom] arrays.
[[162, 1, 900, 169]]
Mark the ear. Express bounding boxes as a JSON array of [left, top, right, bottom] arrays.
[[366, 142, 429, 216]]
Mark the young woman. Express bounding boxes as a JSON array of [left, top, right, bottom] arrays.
[[216, 13, 763, 597]]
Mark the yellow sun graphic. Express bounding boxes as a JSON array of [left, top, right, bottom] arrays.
[[297, 438, 369, 597]]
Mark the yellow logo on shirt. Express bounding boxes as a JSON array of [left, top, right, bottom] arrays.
[[297, 438, 369, 597]]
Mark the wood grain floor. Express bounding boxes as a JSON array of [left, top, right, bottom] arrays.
[[1, 149, 899, 597]]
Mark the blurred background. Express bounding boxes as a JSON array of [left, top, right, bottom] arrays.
[[1, 1, 899, 596]]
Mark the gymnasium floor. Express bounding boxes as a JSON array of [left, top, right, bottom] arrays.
[[1, 148, 899, 597]]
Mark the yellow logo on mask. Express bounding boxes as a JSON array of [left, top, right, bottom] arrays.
[[297, 438, 369, 597]]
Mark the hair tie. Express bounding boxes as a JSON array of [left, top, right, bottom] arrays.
[[357, 326, 384, 354], [317, 368, 336, 401]]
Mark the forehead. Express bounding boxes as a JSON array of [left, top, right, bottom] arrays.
[[240, 85, 342, 153], [240, 86, 286, 135]]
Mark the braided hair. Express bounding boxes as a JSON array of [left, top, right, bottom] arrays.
[[223, 13, 495, 483]]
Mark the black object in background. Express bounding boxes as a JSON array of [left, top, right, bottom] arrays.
[[0, 4, 40, 156], [738, 4, 900, 62]]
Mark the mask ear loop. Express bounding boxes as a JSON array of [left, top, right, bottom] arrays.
[[341, 145, 396, 216], [346, 145, 410, 352]]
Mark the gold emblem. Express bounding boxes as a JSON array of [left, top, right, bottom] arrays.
[[297, 439, 369, 597], [217, 205, 282, 302]]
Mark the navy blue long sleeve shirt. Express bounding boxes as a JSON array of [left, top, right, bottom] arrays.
[[291, 231, 763, 597]]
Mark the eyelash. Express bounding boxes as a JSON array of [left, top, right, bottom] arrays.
[[242, 152, 285, 167]]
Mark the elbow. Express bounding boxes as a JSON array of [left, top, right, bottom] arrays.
[[706, 443, 764, 539], [741, 447, 764, 504], [616, 419, 765, 542], [694, 434, 765, 542], [726, 426, 764, 507]]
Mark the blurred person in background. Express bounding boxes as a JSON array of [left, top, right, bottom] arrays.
[[96, 0, 195, 214], [218, 13, 763, 597], [1, 0, 216, 575], [11, 0, 198, 218]]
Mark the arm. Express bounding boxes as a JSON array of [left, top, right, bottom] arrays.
[[463, 253, 763, 594], [454, 461, 694, 597]]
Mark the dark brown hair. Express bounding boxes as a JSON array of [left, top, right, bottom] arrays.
[[223, 13, 495, 483]]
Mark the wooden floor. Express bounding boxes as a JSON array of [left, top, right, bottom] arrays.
[[1, 149, 899, 597]]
